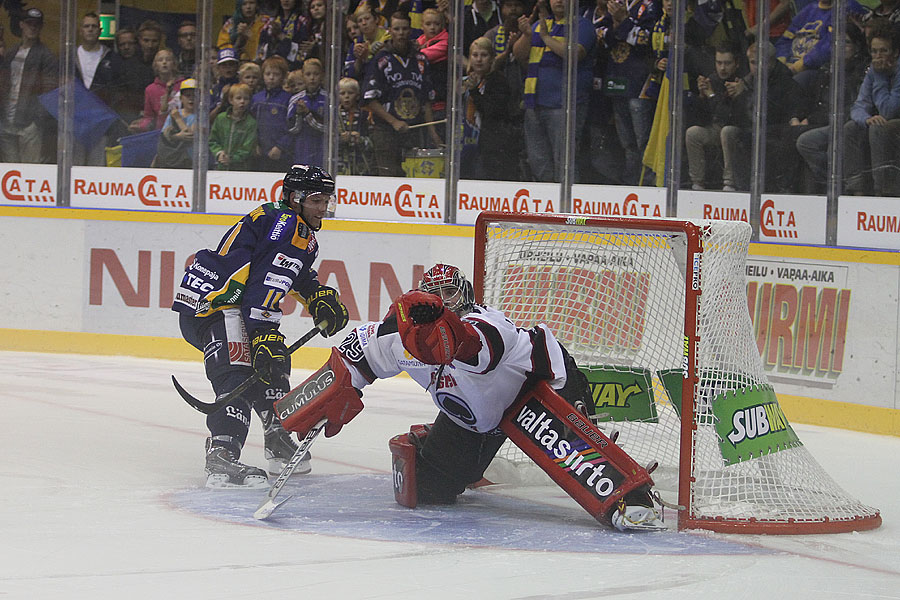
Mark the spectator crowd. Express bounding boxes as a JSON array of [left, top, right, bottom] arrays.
[[1, 0, 899, 196]]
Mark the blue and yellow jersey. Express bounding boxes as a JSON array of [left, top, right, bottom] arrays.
[[172, 202, 320, 333]]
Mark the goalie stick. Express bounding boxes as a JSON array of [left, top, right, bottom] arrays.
[[254, 418, 327, 520], [173, 323, 327, 415]]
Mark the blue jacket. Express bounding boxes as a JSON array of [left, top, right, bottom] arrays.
[[172, 202, 321, 334], [251, 87, 293, 155], [851, 59, 900, 126]]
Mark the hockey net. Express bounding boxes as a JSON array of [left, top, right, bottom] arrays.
[[475, 212, 881, 534]]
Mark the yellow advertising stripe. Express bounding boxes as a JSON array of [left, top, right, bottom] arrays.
[[779, 393, 900, 437], [0, 329, 331, 369], [0, 206, 473, 238]]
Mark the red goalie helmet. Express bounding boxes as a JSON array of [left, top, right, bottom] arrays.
[[419, 263, 475, 315]]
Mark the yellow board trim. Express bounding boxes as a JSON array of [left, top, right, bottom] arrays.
[[0, 329, 331, 369], [778, 393, 900, 437]]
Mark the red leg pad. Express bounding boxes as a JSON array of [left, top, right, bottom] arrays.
[[276, 347, 364, 437], [500, 381, 654, 526], [389, 432, 419, 508]]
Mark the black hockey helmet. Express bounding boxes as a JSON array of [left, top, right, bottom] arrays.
[[419, 263, 475, 315], [281, 164, 336, 229]]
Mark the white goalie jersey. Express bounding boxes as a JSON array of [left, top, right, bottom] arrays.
[[335, 304, 569, 433]]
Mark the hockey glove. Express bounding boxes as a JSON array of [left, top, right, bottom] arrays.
[[395, 290, 482, 365], [307, 284, 349, 337], [250, 329, 289, 385]]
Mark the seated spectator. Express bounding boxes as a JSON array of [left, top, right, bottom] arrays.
[[0, 7, 57, 164], [460, 37, 517, 180], [775, 0, 866, 89], [344, 5, 390, 80], [794, 26, 868, 193], [337, 77, 375, 175], [860, 1, 900, 39], [288, 57, 327, 166], [210, 48, 240, 121], [217, 0, 270, 63], [129, 48, 183, 133], [361, 11, 439, 177], [251, 56, 293, 172], [344, 12, 361, 59], [238, 61, 262, 95], [284, 67, 304, 94], [257, 0, 308, 69], [155, 78, 197, 169], [174, 21, 198, 79], [685, 44, 745, 190], [720, 40, 800, 191], [843, 24, 900, 196], [417, 8, 449, 124], [210, 82, 257, 170]]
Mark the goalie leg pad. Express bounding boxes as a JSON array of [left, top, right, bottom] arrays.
[[499, 381, 654, 528], [389, 429, 422, 508], [275, 347, 364, 437]]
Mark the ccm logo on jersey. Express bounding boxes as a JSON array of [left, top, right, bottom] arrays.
[[513, 399, 625, 499]]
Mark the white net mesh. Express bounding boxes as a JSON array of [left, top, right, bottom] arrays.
[[480, 215, 879, 532]]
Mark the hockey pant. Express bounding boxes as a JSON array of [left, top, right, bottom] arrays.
[[179, 310, 290, 456]]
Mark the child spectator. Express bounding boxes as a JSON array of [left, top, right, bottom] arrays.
[[417, 8, 449, 122], [337, 77, 374, 175], [155, 78, 198, 169], [344, 5, 390, 80], [217, 0, 270, 63], [129, 48, 184, 133], [210, 82, 258, 170], [252, 56, 293, 172], [210, 48, 240, 121], [239, 61, 262, 94], [257, 0, 308, 69], [284, 68, 304, 94], [288, 57, 327, 166]]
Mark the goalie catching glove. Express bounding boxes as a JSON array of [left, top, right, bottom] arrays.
[[250, 329, 289, 384], [306, 284, 349, 337], [394, 290, 482, 365]]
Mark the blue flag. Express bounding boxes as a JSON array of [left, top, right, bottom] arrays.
[[120, 130, 161, 168], [39, 81, 120, 148]]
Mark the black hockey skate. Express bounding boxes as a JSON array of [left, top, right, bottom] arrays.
[[264, 426, 311, 476], [205, 437, 269, 490]]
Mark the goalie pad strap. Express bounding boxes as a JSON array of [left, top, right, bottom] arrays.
[[499, 381, 653, 526], [275, 347, 364, 437]]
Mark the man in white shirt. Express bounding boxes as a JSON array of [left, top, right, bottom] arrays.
[[73, 12, 124, 166]]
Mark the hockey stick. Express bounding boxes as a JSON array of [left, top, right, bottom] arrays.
[[172, 323, 327, 415], [254, 418, 327, 520]]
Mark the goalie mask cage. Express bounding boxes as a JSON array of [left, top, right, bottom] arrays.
[[474, 212, 881, 534]]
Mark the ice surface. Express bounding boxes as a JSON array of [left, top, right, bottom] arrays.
[[1, 351, 898, 599]]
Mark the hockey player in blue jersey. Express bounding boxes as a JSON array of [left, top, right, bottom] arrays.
[[172, 164, 350, 489]]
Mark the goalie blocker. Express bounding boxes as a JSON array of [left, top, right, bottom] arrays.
[[501, 381, 654, 526], [274, 347, 364, 438]]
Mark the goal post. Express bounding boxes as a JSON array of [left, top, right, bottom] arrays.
[[474, 211, 881, 534]]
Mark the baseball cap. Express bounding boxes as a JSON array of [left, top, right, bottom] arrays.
[[180, 78, 198, 91], [23, 8, 43, 23], [217, 47, 238, 64]]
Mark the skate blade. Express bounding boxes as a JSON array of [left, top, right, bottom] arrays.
[[254, 494, 293, 520], [268, 457, 311, 477], [206, 474, 270, 490]]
